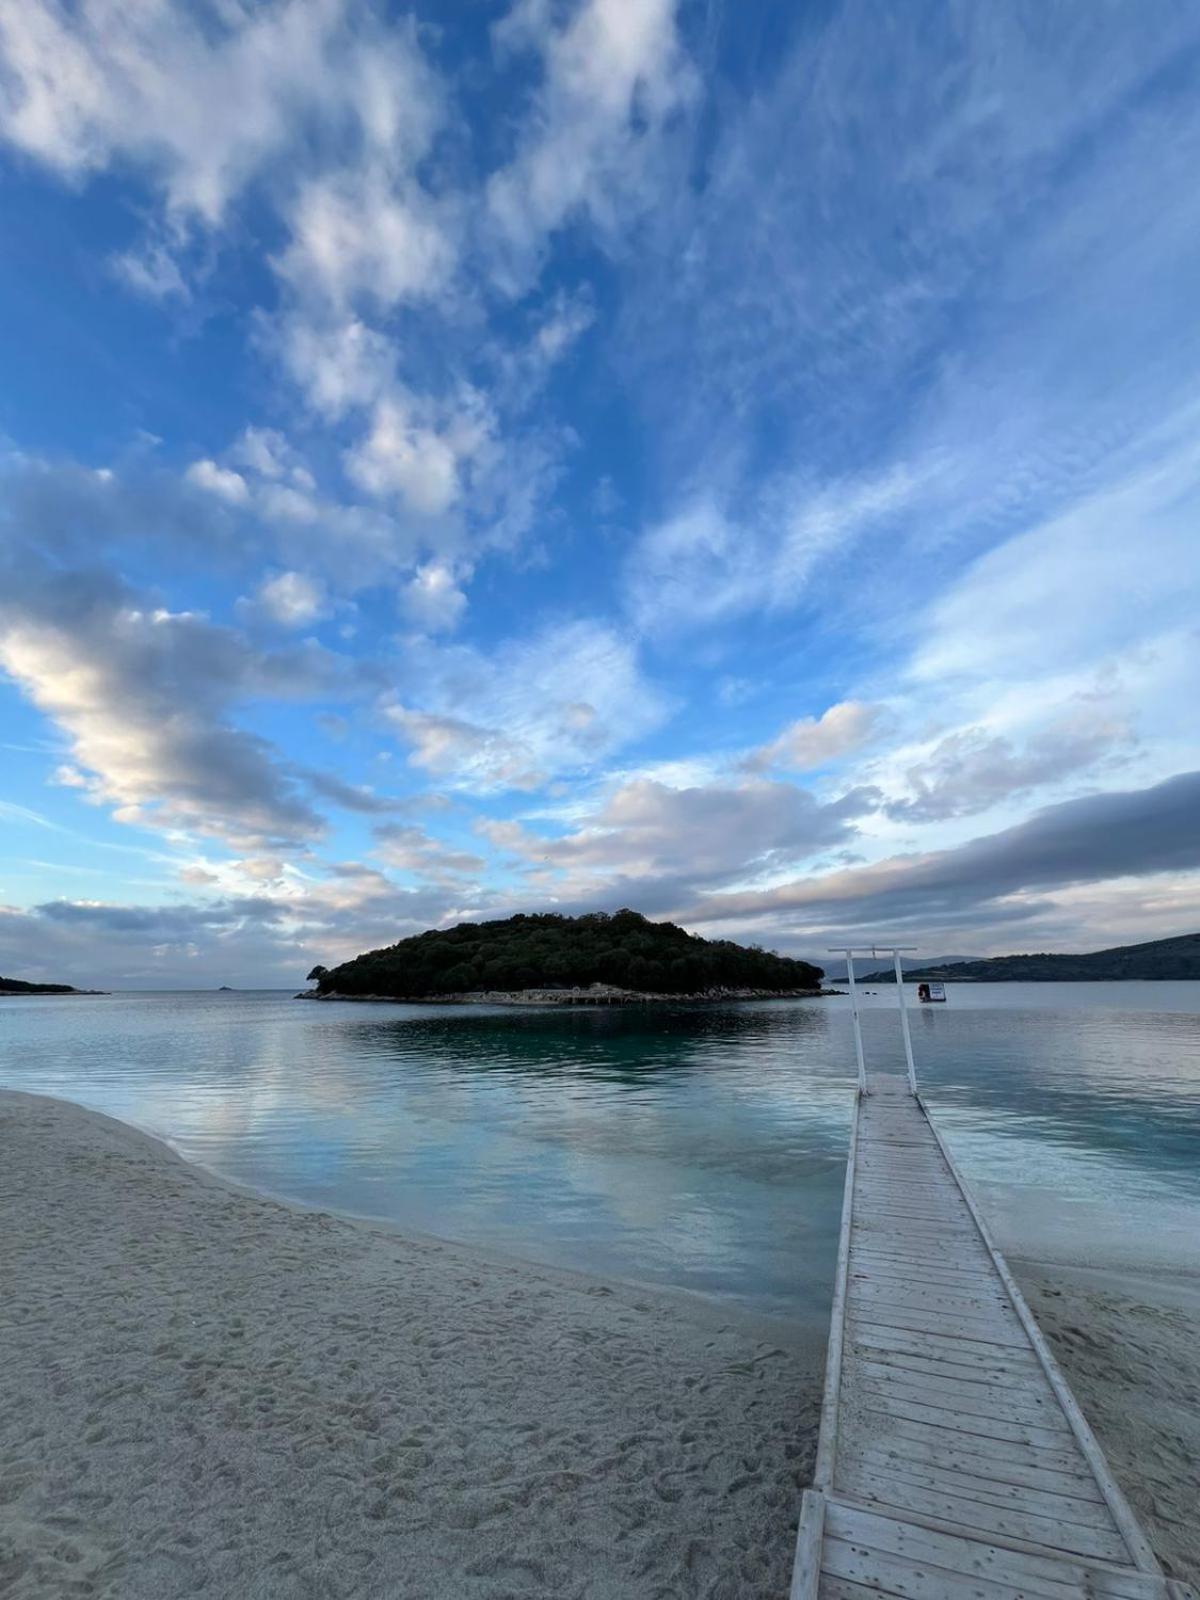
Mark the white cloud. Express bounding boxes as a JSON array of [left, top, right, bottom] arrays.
[[0, 0, 436, 225], [111, 235, 190, 300], [372, 822, 485, 882], [624, 467, 919, 633], [680, 772, 1200, 949], [345, 390, 492, 517], [279, 168, 454, 311], [534, 292, 595, 364], [487, 0, 695, 285], [255, 571, 328, 628], [0, 859, 496, 988], [401, 563, 468, 633], [230, 427, 293, 481], [746, 701, 882, 773], [0, 566, 344, 848], [385, 707, 545, 792], [383, 620, 670, 793], [184, 458, 249, 504], [484, 775, 866, 905], [911, 422, 1200, 689], [882, 716, 1135, 825], [272, 315, 397, 419]]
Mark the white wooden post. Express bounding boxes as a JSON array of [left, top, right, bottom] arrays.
[[845, 953, 868, 1096], [893, 949, 917, 1096]]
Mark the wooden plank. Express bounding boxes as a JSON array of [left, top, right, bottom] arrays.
[[840, 1412, 1096, 1473], [852, 1230, 987, 1253], [855, 1205, 974, 1226], [849, 1345, 1051, 1393], [847, 1302, 1024, 1340], [823, 1502, 1166, 1599], [853, 1196, 967, 1213], [852, 1230, 989, 1253], [789, 1488, 825, 1600], [853, 1397, 1074, 1451], [857, 1196, 966, 1216], [852, 1365, 1069, 1430], [845, 1455, 1118, 1528], [844, 1435, 1102, 1499], [831, 1477, 1131, 1563], [850, 1348, 1051, 1397], [849, 1322, 1042, 1371], [849, 1307, 1032, 1348], [854, 1204, 975, 1224], [849, 1249, 997, 1279], [849, 1261, 998, 1287], [857, 1160, 948, 1176], [819, 1535, 1170, 1600], [822, 1533, 1074, 1600], [850, 1263, 1004, 1293], [855, 1174, 956, 1187], [851, 1353, 1060, 1406], [850, 1280, 1012, 1315], [818, 1580, 906, 1599]]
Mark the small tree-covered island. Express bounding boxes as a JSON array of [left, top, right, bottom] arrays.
[[300, 910, 824, 1005]]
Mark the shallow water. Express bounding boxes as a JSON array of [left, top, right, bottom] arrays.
[[2, 984, 1198, 1319]]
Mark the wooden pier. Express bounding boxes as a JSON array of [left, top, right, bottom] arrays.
[[792, 1070, 1195, 1599]]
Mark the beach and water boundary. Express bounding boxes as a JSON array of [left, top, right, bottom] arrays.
[[2, 1088, 1197, 1597]]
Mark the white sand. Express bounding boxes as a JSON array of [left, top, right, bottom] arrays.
[[0, 1092, 822, 1599], [1014, 1259, 1200, 1588], [4, 1092, 1195, 1598]]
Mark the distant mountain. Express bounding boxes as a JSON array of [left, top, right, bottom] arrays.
[[303, 909, 825, 1000], [0, 974, 104, 995], [862, 932, 1200, 983], [817, 955, 980, 981]]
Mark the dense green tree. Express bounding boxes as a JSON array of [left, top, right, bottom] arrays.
[[310, 910, 823, 998]]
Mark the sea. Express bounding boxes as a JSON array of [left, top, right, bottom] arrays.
[[2, 984, 1198, 1322]]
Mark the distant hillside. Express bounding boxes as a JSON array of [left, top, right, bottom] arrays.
[[819, 954, 980, 981], [1, 975, 84, 995], [305, 910, 824, 1000], [863, 932, 1200, 983]]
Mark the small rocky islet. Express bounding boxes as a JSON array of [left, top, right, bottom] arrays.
[[298, 908, 826, 1005]]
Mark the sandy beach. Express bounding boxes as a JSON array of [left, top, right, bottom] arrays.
[[1013, 1259, 1200, 1588], [0, 1092, 822, 1599], [3, 1092, 1197, 1597]]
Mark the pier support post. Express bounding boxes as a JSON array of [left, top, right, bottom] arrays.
[[893, 950, 917, 1095], [845, 954, 868, 1096]]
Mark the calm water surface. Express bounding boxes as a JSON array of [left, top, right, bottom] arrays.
[[2, 984, 1198, 1321]]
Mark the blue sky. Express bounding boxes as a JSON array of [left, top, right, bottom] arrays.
[[1, 0, 1198, 988]]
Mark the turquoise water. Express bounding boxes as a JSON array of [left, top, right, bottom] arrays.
[[2, 984, 1198, 1320]]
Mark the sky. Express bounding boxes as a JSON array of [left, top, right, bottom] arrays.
[[0, 0, 1198, 989]]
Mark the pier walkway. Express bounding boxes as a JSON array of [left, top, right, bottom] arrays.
[[792, 1061, 1194, 1599]]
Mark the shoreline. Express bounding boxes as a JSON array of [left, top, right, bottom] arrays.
[[296, 984, 836, 1006], [1, 1089, 824, 1599]]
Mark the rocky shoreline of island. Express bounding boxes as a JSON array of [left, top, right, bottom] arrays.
[[295, 981, 838, 1006]]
